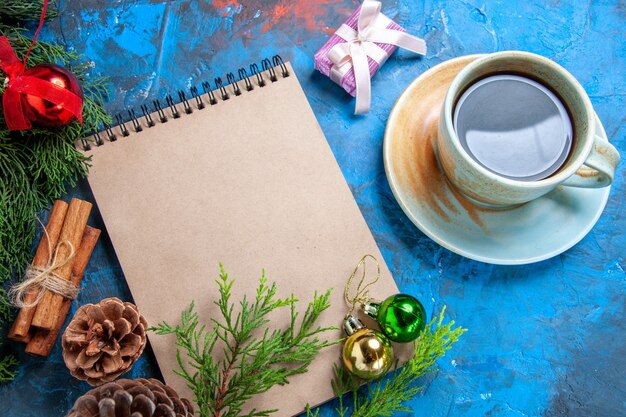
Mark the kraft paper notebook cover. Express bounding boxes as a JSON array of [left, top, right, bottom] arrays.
[[82, 57, 398, 415]]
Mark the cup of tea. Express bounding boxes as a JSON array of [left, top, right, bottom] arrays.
[[436, 50, 620, 207]]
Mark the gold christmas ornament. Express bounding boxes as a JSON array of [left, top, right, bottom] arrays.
[[62, 297, 147, 386], [341, 315, 393, 380]]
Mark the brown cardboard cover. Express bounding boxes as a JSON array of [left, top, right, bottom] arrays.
[[85, 63, 399, 416]]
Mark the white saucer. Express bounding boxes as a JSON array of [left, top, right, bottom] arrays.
[[383, 55, 611, 265]]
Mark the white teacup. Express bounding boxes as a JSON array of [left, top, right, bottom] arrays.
[[437, 51, 620, 207]]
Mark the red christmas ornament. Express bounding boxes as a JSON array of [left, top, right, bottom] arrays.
[[19, 64, 84, 128], [0, 0, 83, 131]]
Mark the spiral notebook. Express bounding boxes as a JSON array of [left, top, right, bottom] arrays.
[[81, 56, 398, 415]]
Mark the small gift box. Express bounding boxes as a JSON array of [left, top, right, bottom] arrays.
[[314, 0, 426, 114]]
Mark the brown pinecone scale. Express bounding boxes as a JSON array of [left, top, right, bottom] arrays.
[[62, 297, 148, 386], [66, 378, 194, 417]]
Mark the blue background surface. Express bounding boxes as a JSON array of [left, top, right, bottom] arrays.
[[1, 1, 625, 416]]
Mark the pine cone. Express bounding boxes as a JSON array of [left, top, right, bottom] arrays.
[[66, 378, 194, 417], [62, 297, 148, 386]]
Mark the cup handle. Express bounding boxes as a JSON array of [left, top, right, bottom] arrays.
[[561, 135, 620, 188]]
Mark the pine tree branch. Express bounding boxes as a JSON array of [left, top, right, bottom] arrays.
[[149, 265, 336, 417], [0, 0, 57, 24], [0, 354, 18, 383]]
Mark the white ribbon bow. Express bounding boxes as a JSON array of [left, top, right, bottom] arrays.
[[327, 0, 427, 114]]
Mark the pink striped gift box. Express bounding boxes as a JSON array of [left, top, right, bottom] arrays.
[[314, 5, 406, 97]]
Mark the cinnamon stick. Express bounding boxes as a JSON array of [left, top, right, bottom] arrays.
[[31, 198, 92, 330], [9, 200, 69, 342], [26, 226, 100, 357]]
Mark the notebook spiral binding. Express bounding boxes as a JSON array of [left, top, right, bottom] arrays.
[[82, 55, 289, 151]]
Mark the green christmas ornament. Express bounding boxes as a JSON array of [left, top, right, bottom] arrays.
[[364, 294, 427, 343]]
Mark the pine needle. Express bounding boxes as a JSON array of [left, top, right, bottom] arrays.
[[0, 289, 11, 323], [0, 0, 58, 23], [149, 265, 337, 417], [0, 354, 18, 383]]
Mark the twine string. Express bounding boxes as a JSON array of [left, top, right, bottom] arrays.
[[344, 254, 380, 318], [9, 216, 78, 308]]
